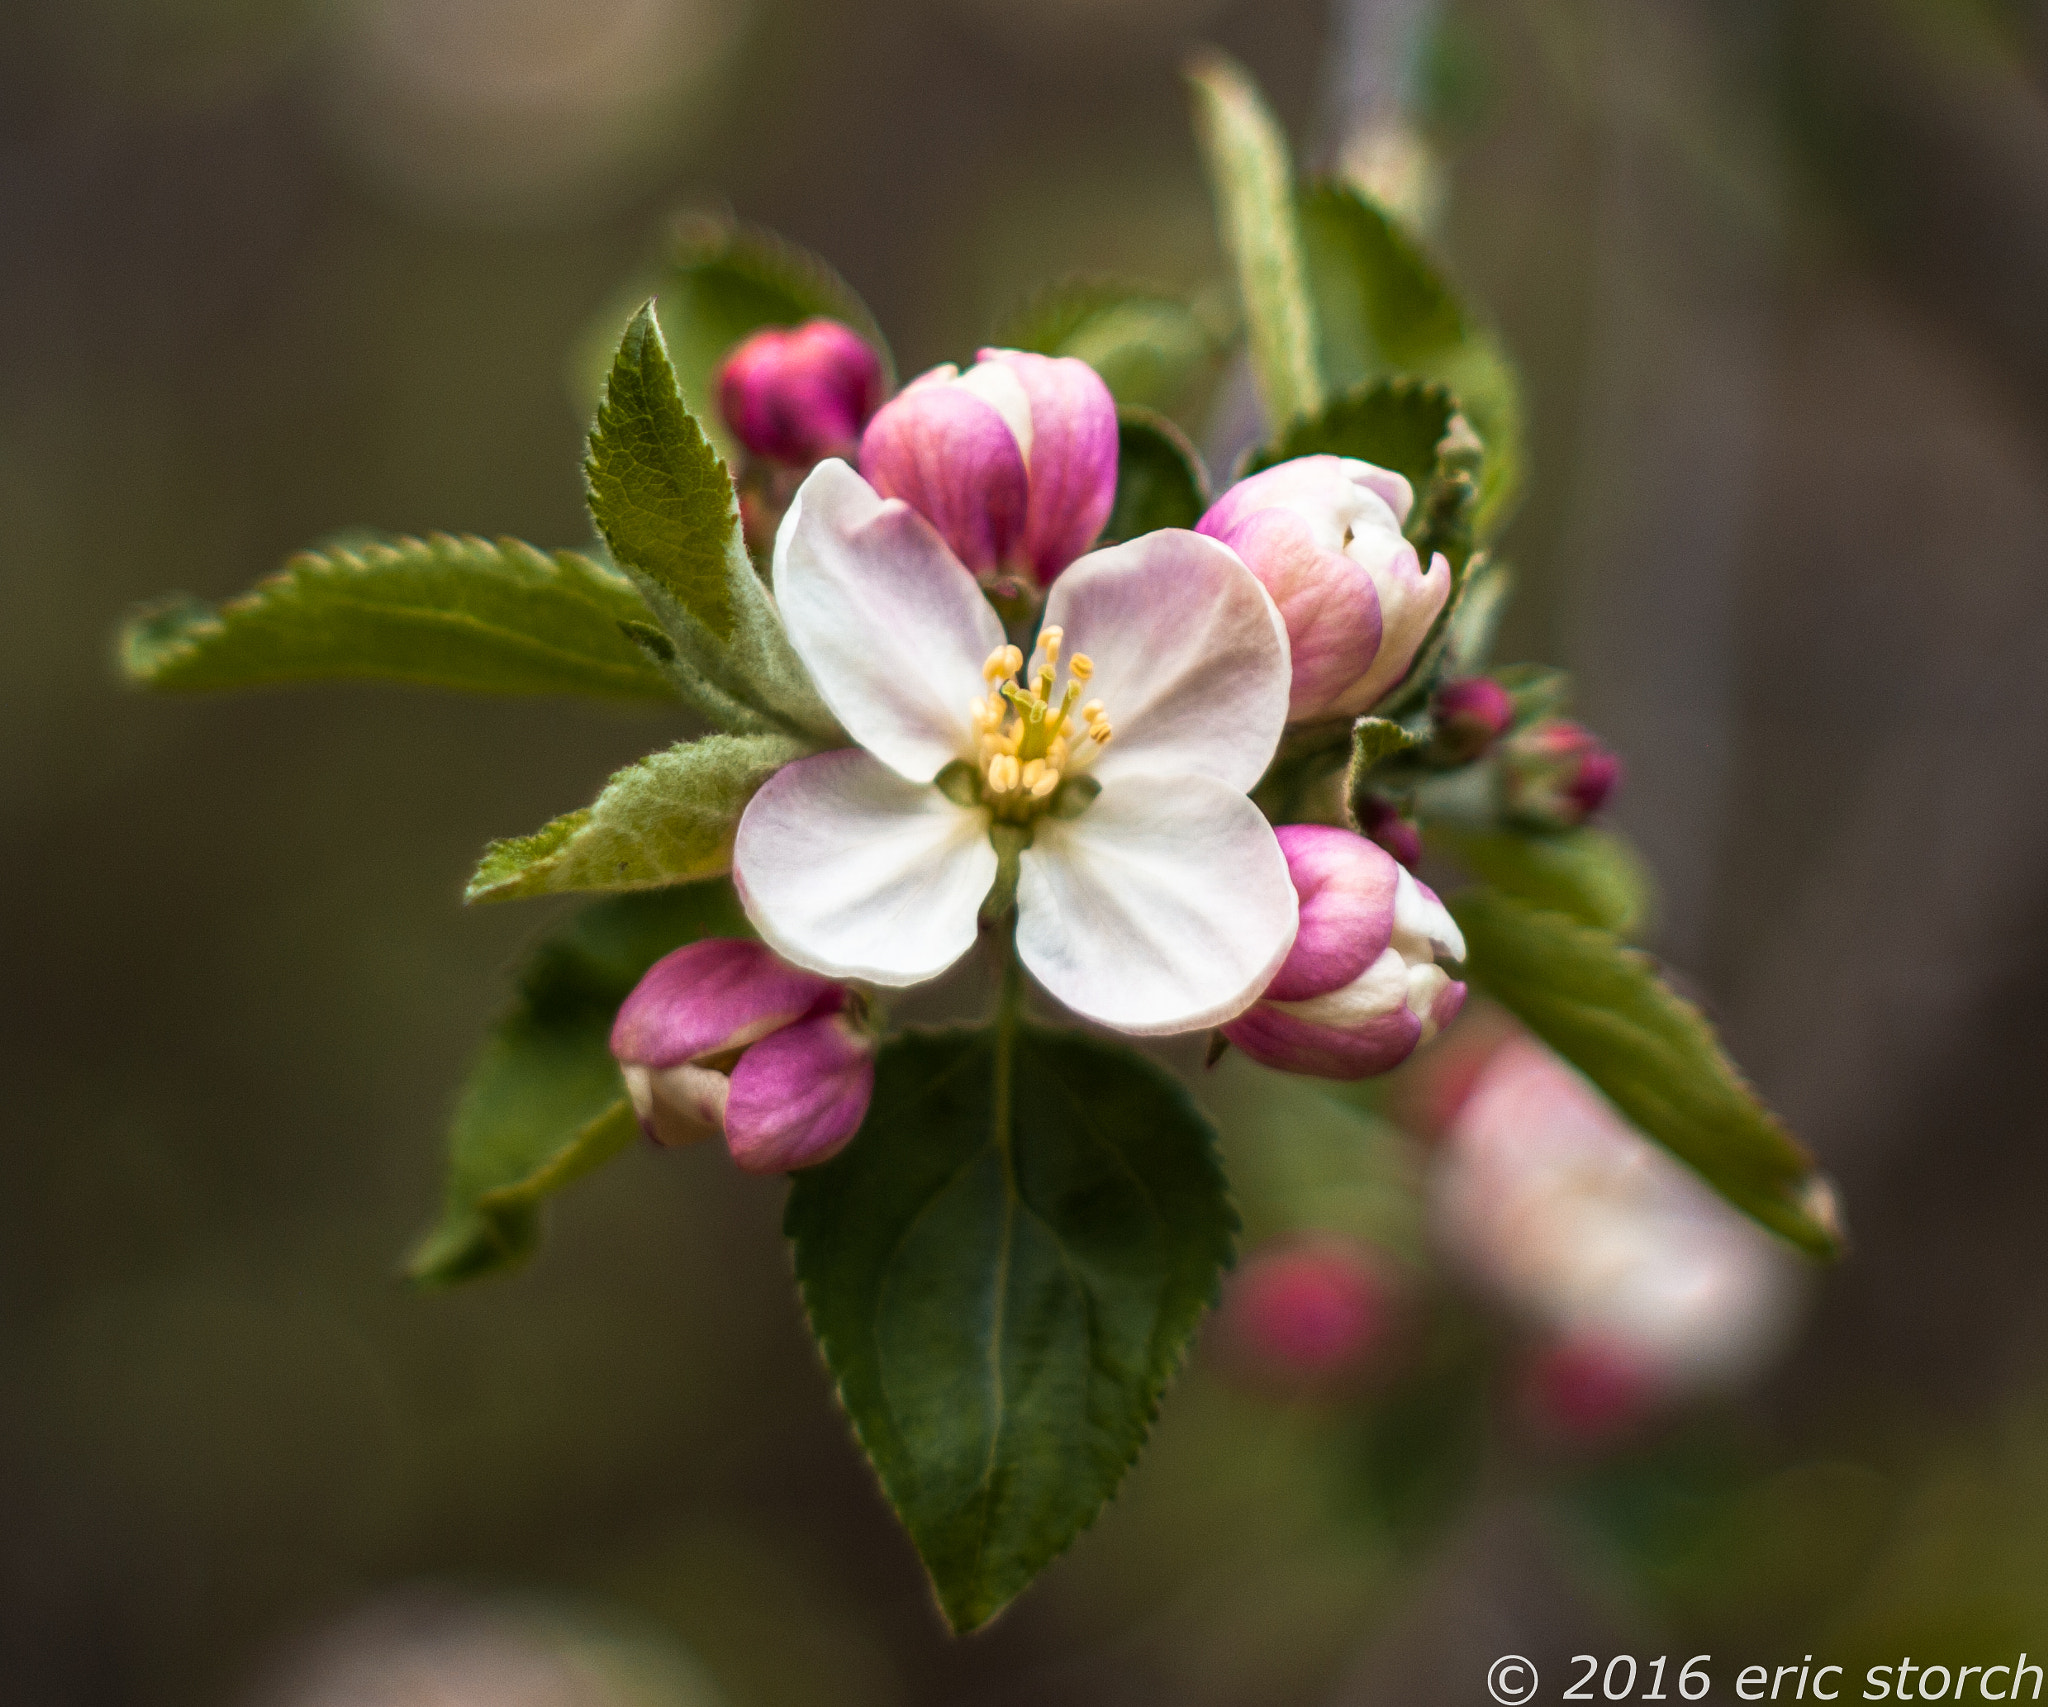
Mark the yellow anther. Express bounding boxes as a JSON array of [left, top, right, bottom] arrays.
[[1020, 758, 1047, 791], [1003, 644, 1025, 676], [1030, 769, 1060, 798], [1037, 626, 1063, 663], [987, 753, 1020, 793], [1082, 699, 1106, 724], [1069, 654, 1094, 682], [1090, 721, 1113, 745], [982, 647, 1010, 682]]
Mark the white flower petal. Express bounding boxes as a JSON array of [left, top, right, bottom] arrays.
[[1392, 866, 1465, 962], [1040, 529, 1290, 793], [1015, 772, 1298, 1034], [734, 749, 996, 986], [773, 459, 1005, 782]]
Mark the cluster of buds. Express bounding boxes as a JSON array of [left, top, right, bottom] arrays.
[[609, 938, 875, 1174], [1222, 824, 1466, 1079], [1353, 791, 1423, 870], [1500, 718, 1623, 829], [1429, 676, 1515, 766]]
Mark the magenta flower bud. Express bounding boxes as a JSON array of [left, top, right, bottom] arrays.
[[610, 938, 874, 1172], [718, 319, 885, 466], [1215, 1236, 1396, 1389], [858, 348, 1117, 584], [1198, 455, 1450, 722], [1354, 792, 1423, 871], [1220, 824, 1466, 1080], [1501, 719, 1623, 828], [1522, 1337, 1658, 1441], [1430, 676, 1515, 765]]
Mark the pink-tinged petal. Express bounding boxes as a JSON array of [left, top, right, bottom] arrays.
[[1199, 455, 1411, 543], [1429, 977, 1468, 1035], [1392, 867, 1465, 963], [1264, 824, 1402, 1003], [734, 747, 996, 987], [610, 938, 840, 1068], [1223, 944, 1423, 1078], [1207, 505, 1384, 721], [1017, 772, 1297, 1034], [858, 379, 1029, 574], [1040, 530, 1291, 794], [773, 460, 1004, 782], [1342, 545, 1449, 712], [718, 319, 885, 465], [724, 1010, 876, 1173], [621, 1060, 729, 1148], [980, 348, 1119, 582]]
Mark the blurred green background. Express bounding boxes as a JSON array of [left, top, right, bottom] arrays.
[[7, 0, 2048, 1701]]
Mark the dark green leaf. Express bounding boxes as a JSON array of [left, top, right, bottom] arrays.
[[120, 535, 674, 702], [1103, 409, 1209, 539], [407, 883, 751, 1286], [573, 213, 892, 453], [993, 279, 1217, 413], [1351, 715, 1426, 775], [788, 1025, 1236, 1630], [1187, 52, 1322, 430], [1490, 661, 1573, 723], [585, 304, 839, 740], [467, 732, 809, 902], [1429, 824, 1653, 938], [1448, 891, 1845, 1258], [1346, 1315, 1491, 1551], [1244, 376, 1455, 495], [1296, 181, 1524, 531]]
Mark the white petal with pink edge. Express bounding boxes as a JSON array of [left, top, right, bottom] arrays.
[[773, 459, 1004, 782], [735, 748, 996, 986], [1015, 771, 1298, 1034], [1039, 529, 1290, 794]]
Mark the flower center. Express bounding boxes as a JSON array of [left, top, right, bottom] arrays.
[[967, 626, 1113, 823]]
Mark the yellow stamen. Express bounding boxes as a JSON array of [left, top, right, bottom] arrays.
[[1069, 654, 1094, 682]]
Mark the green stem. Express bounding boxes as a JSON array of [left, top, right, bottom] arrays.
[[993, 919, 1023, 1167]]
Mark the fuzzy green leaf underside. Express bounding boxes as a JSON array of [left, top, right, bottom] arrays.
[[407, 884, 751, 1287], [1450, 890, 1844, 1258], [119, 534, 674, 701], [993, 278, 1217, 413], [787, 1027, 1236, 1631], [1187, 51, 1322, 429], [1246, 376, 1455, 498], [468, 732, 809, 902]]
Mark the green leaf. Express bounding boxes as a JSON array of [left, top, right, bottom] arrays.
[[1296, 182, 1524, 531], [787, 1025, 1236, 1631], [992, 279, 1217, 413], [1103, 408, 1209, 539], [1244, 376, 1455, 495], [585, 303, 838, 740], [467, 732, 809, 903], [1490, 661, 1573, 723], [1187, 51, 1322, 430], [407, 883, 750, 1286], [1429, 824, 1653, 938], [1447, 891, 1846, 1258], [119, 535, 675, 702], [573, 213, 892, 454], [1437, 555, 1512, 678]]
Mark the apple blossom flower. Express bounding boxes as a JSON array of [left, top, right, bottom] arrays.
[[718, 318, 885, 467], [1433, 1035, 1796, 1401], [1500, 718, 1622, 827], [1430, 675, 1515, 765], [1213, 1236, 1398, 1389], [610, 937, 875, 1173], [858, 349, 1118, 585], [1196, 455, 1450, 722], [1220, 823, 1466, 1078], [734, 458, 1299, 1034]]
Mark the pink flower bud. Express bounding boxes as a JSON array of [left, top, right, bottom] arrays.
[[1354, 792, 1423, 870], [1430, 676, 1515, 765], [1197, 455, 1450, 722], [1220, 824, 1467, 1079], [610, 938, 874, 1171], [858, 348, 1117, 584], [1522, 1336, 1659, 1441], [1215, 1236, 1397, 1389], [1500, 719, 1622, 828], [718, 319, 886, 466]]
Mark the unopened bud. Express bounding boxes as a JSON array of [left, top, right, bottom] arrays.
[[1354, 792, 1423, 871], [1430, 676, 1515, 765], [1214, 1237, 1398, 1390], [718, 319, 885, 467], [1501, 718, 1622, 828]]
